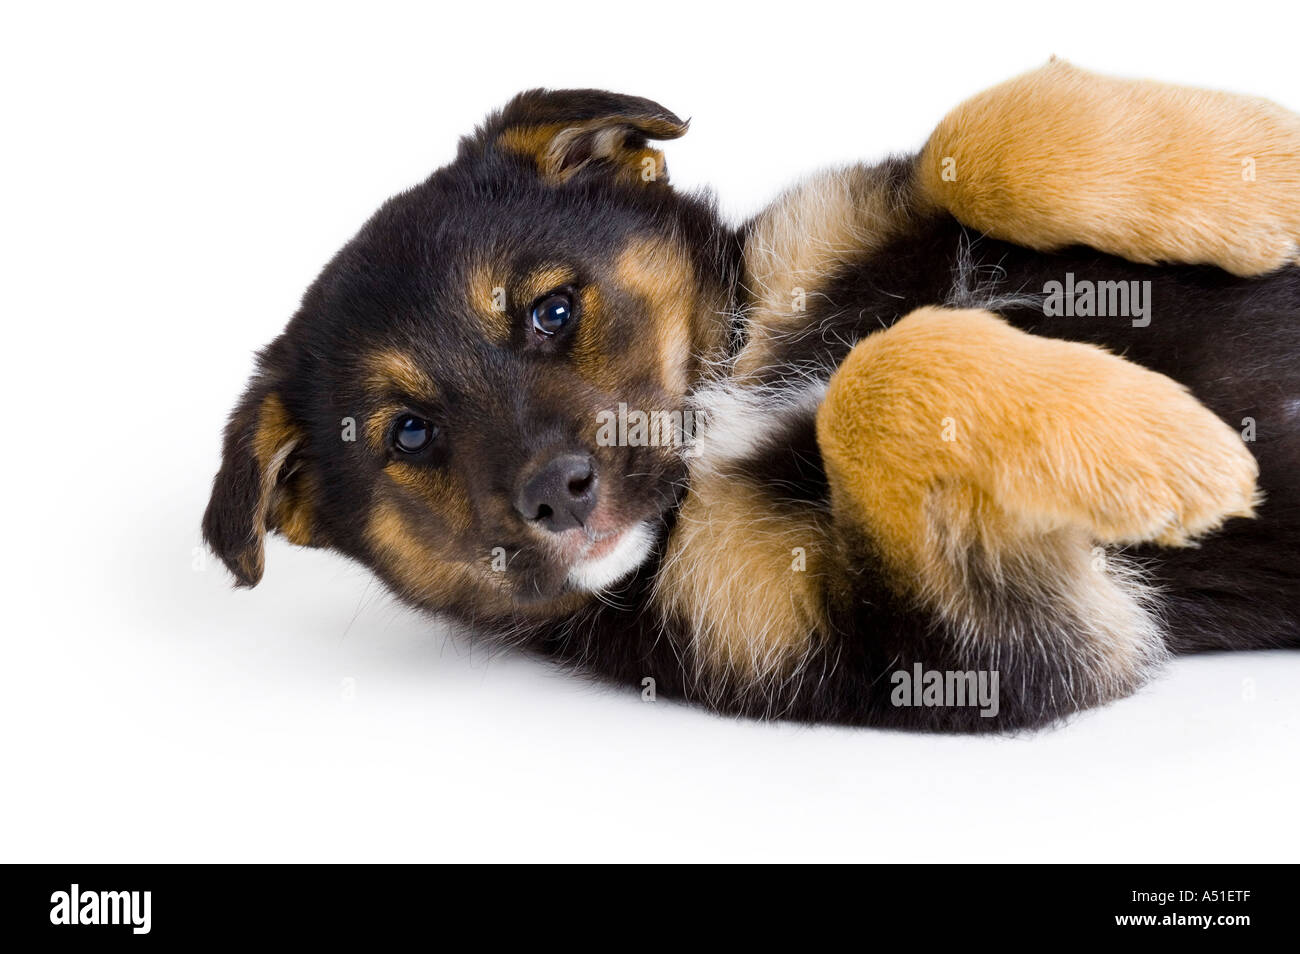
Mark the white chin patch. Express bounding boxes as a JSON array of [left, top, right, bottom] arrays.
[[566, 523, 656, 593]]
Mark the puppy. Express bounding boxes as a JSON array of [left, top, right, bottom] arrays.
[[205, 62, 1300, 731]]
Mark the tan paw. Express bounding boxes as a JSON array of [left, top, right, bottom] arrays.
[[815, 308, 1259, 562], [977, 324, 1261, 547], [919, 60, 1300, 277]]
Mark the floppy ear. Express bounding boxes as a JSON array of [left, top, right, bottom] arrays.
[[202, 380, 317, 587], [480, 88, 688, 186]]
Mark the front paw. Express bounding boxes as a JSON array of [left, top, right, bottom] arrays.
[[816, 307, 1260, 556], [1052, 391, 1259, 548], [984, 325, 1261, 547]]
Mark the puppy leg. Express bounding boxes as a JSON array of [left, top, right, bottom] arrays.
[[918, 59, 1300, 276], [816, 307, 1259, 712], [655, 471, 832, 686], [819, 306, 1258, 563]]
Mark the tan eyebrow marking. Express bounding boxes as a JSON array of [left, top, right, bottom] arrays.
[[467, 261, 512, 342], [518, 264, 578, 306], [361, 351, 439, 451], [364, 349, 437, 398], [466, 261, 579, 343]]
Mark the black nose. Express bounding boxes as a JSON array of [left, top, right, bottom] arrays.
[[514, 452, 598, 532]]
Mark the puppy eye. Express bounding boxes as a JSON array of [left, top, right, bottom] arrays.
[[392, 414, 437, 454], [531, 292, 573, 337]]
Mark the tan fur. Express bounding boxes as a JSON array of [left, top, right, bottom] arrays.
[[611, 235, 703, 396], [736, 163, 917, 379], [567, 284, 621, 393], [810, 306, 1259, 692], [236, 393, 309, 580], [381, 462, 473, 535], [364, 349, 438, 401], [466, 262, 512, 342], [365, 495, 588, 619], [498, 115, 682, 187], [519, 264, 578, 306], [465, 261, 581, 344], [360, 351, 441, 457], [655, 473, 832, 681], [918, 59, 1300, 277], [815, 307, 1259, 587], [365, 498, 480, 605], [273, 469, 316, 547], [362, 404, 399, 452], [250, 393, 297, 471]]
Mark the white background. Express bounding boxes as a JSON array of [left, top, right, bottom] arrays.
[[3, 1, 1298, 862]]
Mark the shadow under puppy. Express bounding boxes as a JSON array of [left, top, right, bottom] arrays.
[[205, 62, 1300, 731]]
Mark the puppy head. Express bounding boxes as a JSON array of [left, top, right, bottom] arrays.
[[203, 90, 734, 620]]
